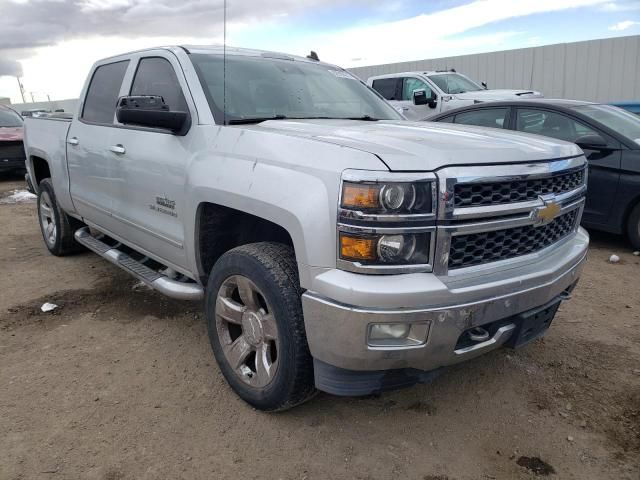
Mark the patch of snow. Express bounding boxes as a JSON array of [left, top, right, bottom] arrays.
[[0, 189, 36, 204], [41, 302, 58, 313]]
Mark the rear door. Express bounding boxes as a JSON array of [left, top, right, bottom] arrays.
[[107, 52, 196, 270], [67, 59, 130, 232], [370, 77, 402, 113], [513, 107, 622, 226]]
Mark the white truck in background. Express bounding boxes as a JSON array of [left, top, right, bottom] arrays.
[[23, 46, 587, 412], [368, 70, 543, 120]]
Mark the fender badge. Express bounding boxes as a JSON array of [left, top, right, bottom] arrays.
[[531, 198, 561, 226]]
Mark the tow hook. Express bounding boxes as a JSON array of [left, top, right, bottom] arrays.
[[468, 326, 490, 342]]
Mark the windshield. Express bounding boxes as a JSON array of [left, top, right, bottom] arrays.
[[190, 53, 403, 124], [572, 104, 640, 146], [429, 73, 483, 94], [0, 108, 23, 127]]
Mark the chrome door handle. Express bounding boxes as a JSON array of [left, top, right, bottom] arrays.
[[67, 137, 79, 146], [109, 144, 126, 155]]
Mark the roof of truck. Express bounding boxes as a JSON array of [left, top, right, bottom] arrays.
[[367, 71, 463, 81], [96, 45, 336, 68]]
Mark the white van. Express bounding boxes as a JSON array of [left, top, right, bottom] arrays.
[[367, 70, 543, 120]]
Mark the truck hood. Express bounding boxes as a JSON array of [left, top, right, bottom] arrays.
[[453, 89, 543, 101], [247, 119, 580, 171], [0, 126, 23, 142]]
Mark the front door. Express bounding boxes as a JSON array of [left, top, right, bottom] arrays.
[[514, 108, 621, 226], [67, 60, 130, 233], [108, 54, 195, 270], [398, 77, 439, 120]]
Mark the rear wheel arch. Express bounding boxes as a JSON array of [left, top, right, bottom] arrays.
[[30, 155, 51, 186]]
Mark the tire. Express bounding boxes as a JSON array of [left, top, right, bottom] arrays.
[[205, 242, 316, 411], [627, 202, 640, 250], [37, 178, 84, 256]]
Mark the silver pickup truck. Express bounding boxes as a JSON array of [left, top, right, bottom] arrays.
[[24, 46, 589, 411]]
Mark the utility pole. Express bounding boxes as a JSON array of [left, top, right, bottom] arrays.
[[16, 77, 26, 103]]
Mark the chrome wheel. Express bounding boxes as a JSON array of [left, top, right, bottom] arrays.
[[215, 275, 279, 388], [39, 191, 57, 247]]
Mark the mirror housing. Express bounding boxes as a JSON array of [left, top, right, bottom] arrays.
[[481, 81, 488, 89], [575, 134, 608, 150], [413, 89, 438, 109], [116, 95, 189, 135]]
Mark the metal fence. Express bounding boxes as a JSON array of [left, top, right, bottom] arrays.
[[349, 35, 640, 103]]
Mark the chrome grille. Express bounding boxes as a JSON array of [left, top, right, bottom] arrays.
[[454, 167, 585, 208], [448, 209, 578, 270], [0, 141, 25, 160]]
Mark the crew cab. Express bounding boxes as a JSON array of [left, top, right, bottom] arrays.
[[24, 46, 588, 411], [368, 70, 543, 120]]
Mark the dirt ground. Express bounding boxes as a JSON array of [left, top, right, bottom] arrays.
[[1, 174, 639, 480]]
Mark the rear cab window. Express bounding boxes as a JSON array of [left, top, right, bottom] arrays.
[[81, 60, 130, 124]]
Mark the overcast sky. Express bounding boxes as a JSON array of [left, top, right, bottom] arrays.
[[0, 0, 639, 104]]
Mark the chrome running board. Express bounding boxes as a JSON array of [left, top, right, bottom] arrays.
[[74, 227, 203, 301]]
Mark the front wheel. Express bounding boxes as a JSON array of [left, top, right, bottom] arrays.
[[627, 202, 640, 250], [205, 242, 316, 411]]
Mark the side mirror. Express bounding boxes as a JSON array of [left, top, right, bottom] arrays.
[[575, 134, 608, 150], [413, 89, 429, 106], [481, 81, 488, 89], [413, 89, 438, 108], [116, 95, 189, 134]]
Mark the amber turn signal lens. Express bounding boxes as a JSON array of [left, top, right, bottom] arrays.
[[339, 234, 378, 261], [342, 183, 380, 209]]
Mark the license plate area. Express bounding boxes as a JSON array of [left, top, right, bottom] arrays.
[[505, 299, 561, 349]]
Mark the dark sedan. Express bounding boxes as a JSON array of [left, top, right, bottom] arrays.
[[0, 104, 26, 174], [429, 99, 640, 248]]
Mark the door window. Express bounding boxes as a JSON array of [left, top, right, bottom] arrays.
[[130, 57, 188, 112], [453, 108, 509, 129], [516, 109, 597, 142], [371, 78, 401, 101], [82, 60, 130, 124], [402, 78, 432, 101]]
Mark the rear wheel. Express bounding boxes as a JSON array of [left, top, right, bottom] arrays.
[[205, 242, 316, 411], [627, 202, 640, 250], [37, 178, 84, 256]]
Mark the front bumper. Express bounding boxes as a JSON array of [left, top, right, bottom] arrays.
[[302, 228, 589, 377]]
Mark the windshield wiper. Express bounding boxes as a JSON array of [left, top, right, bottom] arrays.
[[228, 115, 288, 125], [341, 115, 380, 121]]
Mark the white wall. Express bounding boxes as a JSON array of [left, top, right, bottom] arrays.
[[349, 35, 640, 103], [10, 98, 79, 115]]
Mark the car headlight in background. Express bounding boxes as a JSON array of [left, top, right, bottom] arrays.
[[338, 171, 437, 274]]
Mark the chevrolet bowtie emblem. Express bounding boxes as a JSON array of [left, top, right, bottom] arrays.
[[532, 198, 561, 226]]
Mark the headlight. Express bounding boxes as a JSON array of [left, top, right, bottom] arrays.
[[341, 181, 433, 215], [338, 171, 437, 274], [339, 232, 431, 266]]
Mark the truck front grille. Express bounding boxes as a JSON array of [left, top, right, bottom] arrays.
[[0, 141, 26, 160], [448, 209, 578, 270], [454, 167, 585, 208]]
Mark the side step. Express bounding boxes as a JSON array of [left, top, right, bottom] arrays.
[[74, 227, 204, 301]]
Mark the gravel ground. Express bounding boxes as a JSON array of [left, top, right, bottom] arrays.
[[1, 174, 639, 480]]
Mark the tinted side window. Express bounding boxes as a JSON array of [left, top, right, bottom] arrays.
[[516, 109, 597, 142], [371, 78, 401, 101], [82, 61, 129, 124], [130, 57, 188, 112], [436, 115, 454, 123], [402, 78, 432, 101], [454, 108, 509, 129]]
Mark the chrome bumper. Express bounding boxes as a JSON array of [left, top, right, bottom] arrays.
[[302, 228, 588, 372]]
